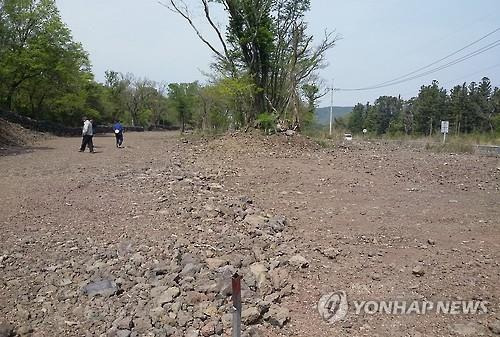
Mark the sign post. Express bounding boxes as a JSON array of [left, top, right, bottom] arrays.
[[441, 121, 449, 144]]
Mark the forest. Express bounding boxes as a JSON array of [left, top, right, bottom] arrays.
[[345, 78, 500, 136]]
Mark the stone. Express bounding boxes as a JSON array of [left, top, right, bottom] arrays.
[[157, 287, 180, 305], [242, 307, 261, 325], [249, 263, 268, 288], [152, 263, 169, 275], [83, 279, 118, 297], [267, 215, 286, 232], [177, 311, 192, 327], [269, 268, 289, 290], [221, 313, 232, 328], [203, 306, 218, 317], [132, 316, 152, 332], [205, 258, 226, 270], [265, 305, 290, 328], [116, 330, 131, 337], [412, 265, 425, 277], [185, 328, 199, 337], [427, 239, 436, 245], [289, 255, 309, 268], [180, 263, 201, 277], [116, 317, 133, 330], [16, 325, 33, 336], [450, 322, 487, 336], [244, 214, 267, 227], [200, 321, 217, 336], [242, 326, 262, 337], [185, 291, 207, 305], [318, 247, 341, 260], [489, 320, 500, 334]]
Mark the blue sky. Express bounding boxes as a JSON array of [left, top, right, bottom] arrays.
[[56, 0, 500, 107]]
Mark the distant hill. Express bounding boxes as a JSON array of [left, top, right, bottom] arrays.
[[314, 106, 353, 125]]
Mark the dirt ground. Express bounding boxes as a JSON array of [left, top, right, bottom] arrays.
[[0, 131, 499, 337]]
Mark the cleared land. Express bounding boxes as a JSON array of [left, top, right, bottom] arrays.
[[0, 131, 499, 337]]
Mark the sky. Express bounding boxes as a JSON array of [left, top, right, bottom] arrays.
[[55, 0, 500, 107]]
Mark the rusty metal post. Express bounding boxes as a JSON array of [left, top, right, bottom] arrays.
[[232, 272, 242, 337]]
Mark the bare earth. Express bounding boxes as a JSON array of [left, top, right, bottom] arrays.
[[0, 131, 499, 337]]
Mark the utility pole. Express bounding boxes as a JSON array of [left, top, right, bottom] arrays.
[[329, 79, 334, 136]]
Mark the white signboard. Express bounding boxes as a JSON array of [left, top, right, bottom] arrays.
[[441, 121, 449, 134]]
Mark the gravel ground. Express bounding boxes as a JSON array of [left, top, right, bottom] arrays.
[[0, 131, 499, 337]]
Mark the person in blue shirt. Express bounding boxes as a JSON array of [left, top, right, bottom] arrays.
[[113, 121, 124, 148]]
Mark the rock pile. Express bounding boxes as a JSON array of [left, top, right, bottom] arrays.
[[0, 154, 302, 337]]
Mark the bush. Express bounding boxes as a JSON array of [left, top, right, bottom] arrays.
[[256, 113, 275, 133]]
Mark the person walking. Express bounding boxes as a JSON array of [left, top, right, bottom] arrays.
[[79, 117, 94, 153], [113, 120, 124, 148]]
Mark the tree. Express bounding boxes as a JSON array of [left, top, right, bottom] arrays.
[[301, 83, 325, 128], [478, 77, 493, 132], [348, 103, 364, 133], [413, 80, 448, 135], [0, 0, 90, 112], [168, 82, 200, 133], [372, 96, 402, 134], [0, 0, 98, 126]]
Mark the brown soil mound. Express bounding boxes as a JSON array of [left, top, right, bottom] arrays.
[[0, 118, 46, 151]]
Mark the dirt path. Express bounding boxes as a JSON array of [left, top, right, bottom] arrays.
[[1, 132, 499, 337]]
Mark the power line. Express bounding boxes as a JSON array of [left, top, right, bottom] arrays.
[[336, 27, 500, 92], [362, 39, 500, 89], [374, 27, 500, 87], [440, 62, 500, 87], [397, 62, 500, 98], [337, 39, 500, 91]]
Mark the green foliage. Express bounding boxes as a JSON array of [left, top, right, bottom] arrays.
[[348, 103, 364, 133], [171, 0, 335, 128], [256, 112, 275, 132], [168, 82, 200, 132], [348, 78, 500, 137], [0, 0, 98, 126]]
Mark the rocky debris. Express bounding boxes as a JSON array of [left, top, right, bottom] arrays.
[[4, 131, 498, 337], [0, 157, 295, 337]]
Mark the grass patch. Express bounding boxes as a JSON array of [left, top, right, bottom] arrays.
[[424, 141, 475, 154]]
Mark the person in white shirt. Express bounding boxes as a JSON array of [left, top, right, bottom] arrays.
[[79, 117, 94, 153]]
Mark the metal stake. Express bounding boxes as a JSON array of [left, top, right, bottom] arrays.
[[232, 273, 242, 337]]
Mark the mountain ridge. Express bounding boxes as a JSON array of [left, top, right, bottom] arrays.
[[314, 106, 353, 125]]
